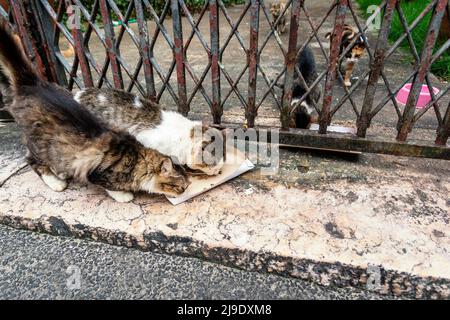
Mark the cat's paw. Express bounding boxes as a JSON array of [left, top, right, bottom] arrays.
[[344, 81, 352, 87], [41, 174, 68, 192], [106, 190, 134, 203]]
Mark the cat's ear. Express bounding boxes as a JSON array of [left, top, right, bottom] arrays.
[[160, 158, 174, 177], [342, 28, 356, 42]]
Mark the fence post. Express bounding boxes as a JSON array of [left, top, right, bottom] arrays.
[[357, 0, 397, 138], [99, 0, 124, 89], [436, 102, 450, 145], [246, 0, 259, 128], [397, 0, 448, 141], [5, 2, 33, 58], [64, 0, 94, 88], [135, 0, 156, 100], [34, 0, 68, 86], [281, 0, 303, 130], [10, 0, 61, 83], [209, 0, 222, 124], [171, 0, 188, 116], [319, 0, 349, 134]]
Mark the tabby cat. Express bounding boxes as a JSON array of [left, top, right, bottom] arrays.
[[0, 22, 189, 202], [270, 1, 287, 34], [74, 88, 225, 176]]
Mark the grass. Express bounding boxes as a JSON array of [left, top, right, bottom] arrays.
[[355, 0, 450, 81]]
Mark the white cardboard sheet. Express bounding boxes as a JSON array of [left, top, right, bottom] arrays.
[[166, 150, 255, 205]]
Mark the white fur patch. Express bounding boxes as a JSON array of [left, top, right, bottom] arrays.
[[73, 90, 85, 103], [133, 96, 143, 108], [291, 99, 314, 115], [291, 98, 301, 107], [132, 110, 224, 175], [300, 101, 315, 115], [135, 111, 197, 165], [41, 174, 67, 192], [106, 190, 134, 203], [140, 177, 158, 194], [97, 94, 107, 104]]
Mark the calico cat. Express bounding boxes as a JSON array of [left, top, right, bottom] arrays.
[[325, 24, 366, 87], [0, 22, 189, 202], [270, 1, 287, 34], [74, 88, 224, 176], [277, 45, 321, 129]]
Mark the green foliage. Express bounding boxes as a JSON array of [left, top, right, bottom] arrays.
[[355, 0, 450, 81]]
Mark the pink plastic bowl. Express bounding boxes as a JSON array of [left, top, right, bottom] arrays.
[[395, 83, 440, 109]]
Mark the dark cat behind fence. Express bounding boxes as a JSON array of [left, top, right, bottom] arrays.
[[278, 45, 322, 129]]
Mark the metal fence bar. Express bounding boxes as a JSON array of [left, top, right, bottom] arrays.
[[10, 1, 53, 82], [142, 0, 179, 104], [218, 0, 249, 110], [436, 103, 450, 145], [209, 0, 221, 124], [62, 0, 93, 88], [319, 0, 347, 134], [212, 124, 450, 160], [246, 0, 259, 128], [281, 0, 303, 130], [5, 0, 449, 159], [277, 130, 450, 159], [171, 0, 188, 115], [52, 0, 72, 83], [178, 2, 213, 110], [107, 1, 147, 95], [99, 0, 124, 89], [70, 0, 111, 89], [27, 0, 60, 82], [134, 0, 156, 100], [396, 0, 447, 142], [17, 0, 63, 82], [35, 0, 68, 86], [39, 0, 81, 89], [357, 0, 397, 137]]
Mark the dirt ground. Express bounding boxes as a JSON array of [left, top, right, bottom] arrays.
[[56, 1, 449, 144]]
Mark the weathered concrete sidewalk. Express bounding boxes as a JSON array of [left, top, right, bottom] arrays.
[[0, 123, 449, 299]]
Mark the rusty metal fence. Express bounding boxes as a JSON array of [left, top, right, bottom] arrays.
[[1, 0, 449, 159]]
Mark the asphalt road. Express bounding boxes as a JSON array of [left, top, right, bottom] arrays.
[[0, 224, 397, 300]]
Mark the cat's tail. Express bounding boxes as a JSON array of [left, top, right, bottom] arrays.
[[0, 20, 39, 90]]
